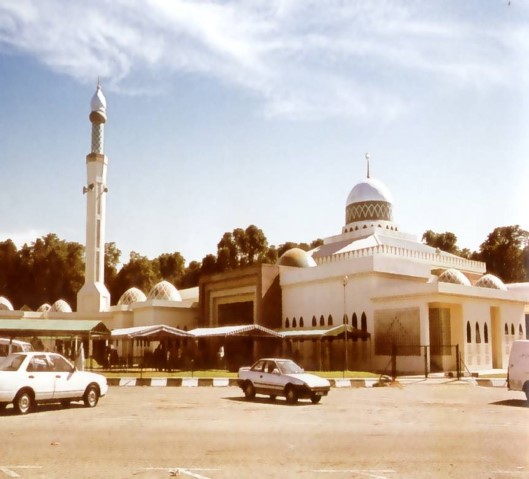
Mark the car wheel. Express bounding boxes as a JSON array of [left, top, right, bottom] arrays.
[[14, 390, 33, 415], [83, 385, 99, 408], [285, 386, 298, 404], [523, 382, 529, 402], [244, 382, 255, 400], [310, 393, 322, 404]]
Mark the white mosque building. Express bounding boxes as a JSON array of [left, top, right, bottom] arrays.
[[0, 85, 527, 374]]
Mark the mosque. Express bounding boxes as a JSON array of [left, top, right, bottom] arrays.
[[0, 85, 527, 374]]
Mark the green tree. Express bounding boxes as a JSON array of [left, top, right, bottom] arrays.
[[154, 252, 185, 286], [477, 225, 529, 282], [112, 251, 158, 303], [0, 239, 19, 304], [181, 260, 202, 288], [422, 230, 459, 254], [276, 238, 323, 258]]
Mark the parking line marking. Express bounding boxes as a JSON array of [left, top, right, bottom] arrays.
[[313, 469, 396, 479], [0, 466, 42, 478]]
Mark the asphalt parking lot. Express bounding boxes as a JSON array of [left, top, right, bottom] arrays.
[[1, 383, 528, 479]]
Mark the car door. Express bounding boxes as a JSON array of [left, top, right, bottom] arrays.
[[26, 355, 55, 401], [50, 354, 84, 400], [250, 360, 267, 392], [260, 360, 284, 394]]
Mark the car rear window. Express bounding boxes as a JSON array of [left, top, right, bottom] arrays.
[[0, 354, 26, 371]]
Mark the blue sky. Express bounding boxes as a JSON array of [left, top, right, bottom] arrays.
[[1, 0, 528, 266]]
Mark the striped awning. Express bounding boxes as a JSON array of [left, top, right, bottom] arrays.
[[188, 324, 283, 338]]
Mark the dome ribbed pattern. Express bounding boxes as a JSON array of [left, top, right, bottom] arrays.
[[147, 281, 182, 301], [50, 299, 73, 313], [118, 287, 147, 305], [438, 269, 471, 286], [475, 274, 507, 291]]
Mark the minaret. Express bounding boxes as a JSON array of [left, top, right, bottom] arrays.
[[77, 83, 111, 313]]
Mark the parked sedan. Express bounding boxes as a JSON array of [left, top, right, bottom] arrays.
[[237, 358, 331, 404], [0, 352, 108, 414]]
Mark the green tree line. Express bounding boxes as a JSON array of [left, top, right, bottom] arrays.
[[0, 225, 527, 310]]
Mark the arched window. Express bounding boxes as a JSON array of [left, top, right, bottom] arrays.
[[475, 322, 481, 344], [328, 315, 333, 326], [352, 313, 358, 329], [505, 323, 509, 335], [484, 323, 489, 343], [285, 318, 290, 328], [343, 314, 348, 325], [312, 316, 317, 327], [320, 315, 325, 326], [511, 324, 515, 335], [466, 321, 471, 343], [300, 317, 304, 327], [361, 313, 367, 341], [292, 318, 297, 328]]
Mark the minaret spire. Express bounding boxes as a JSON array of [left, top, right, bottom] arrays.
[[366, 152, 370, 179], [77, 83, 111, 313]]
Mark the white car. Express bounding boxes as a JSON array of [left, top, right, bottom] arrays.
[[0, 352, 108, 414], [507, 340, 529, 402], [237, 358, 331, 404], [0, 338, 33, 358]]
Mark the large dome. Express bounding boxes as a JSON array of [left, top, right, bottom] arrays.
[[278, 248, 317, 268], [345, 177, 393, 224], [346, 178, 393, 206]]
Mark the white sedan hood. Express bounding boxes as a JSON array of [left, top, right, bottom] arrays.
[[286, 373, 330, 388]]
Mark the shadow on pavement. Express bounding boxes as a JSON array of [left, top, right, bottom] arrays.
[[225, 396, 318, 407], [490, 399, 528, 408], [0, 402, 85, 416]]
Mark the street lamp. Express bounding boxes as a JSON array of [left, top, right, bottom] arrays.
[[342, 275, 349, 377]]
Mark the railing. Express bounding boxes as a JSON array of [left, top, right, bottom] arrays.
[[315, 244, 484, 271]]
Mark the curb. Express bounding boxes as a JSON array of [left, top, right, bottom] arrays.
[[106, 377, 507, 388]]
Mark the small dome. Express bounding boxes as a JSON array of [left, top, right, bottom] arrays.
[[0, 296, 14, 311], [475, 274, 507, 291], [438, 269, 471, 286], [50, 299, 72, 313], [37, 303, 52, 312], [147, 281, 182, 301], [346, 178, 393, 206], [118, 287, 147, 305], [278, 248, 317, 268], [90, 84, 107, 114]]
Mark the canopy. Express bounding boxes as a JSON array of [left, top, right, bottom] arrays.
[[280, 324, 370, 340], [111, 324, 191, 340], [188, 324, 283, 338], [0, 319, 110, 338]]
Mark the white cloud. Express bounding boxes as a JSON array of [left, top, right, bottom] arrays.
[[0, 0, 526, 120], [0, 230, 46, 248]]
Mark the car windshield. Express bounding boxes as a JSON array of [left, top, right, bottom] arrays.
[[0, 354, 27, 371], [277, 360, 303, 374]]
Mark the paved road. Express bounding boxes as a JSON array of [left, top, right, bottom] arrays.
[[0, 383, 528, 478]]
